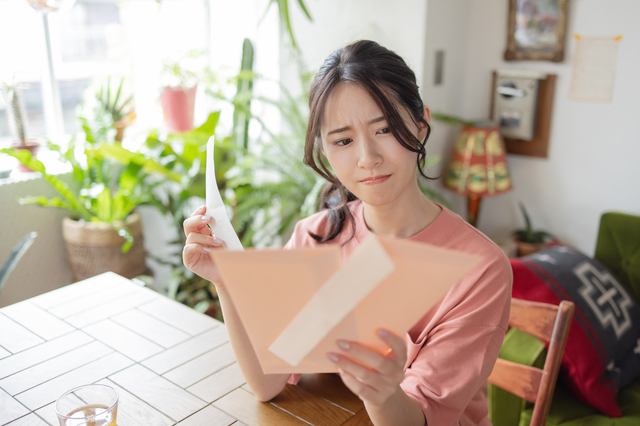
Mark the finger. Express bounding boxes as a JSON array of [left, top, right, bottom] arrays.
[[183, 215, 214, 237], [377, 329, 408, 366], [183, 244, 210, 268], [338, 368, 381, 403], [335, 339, 400, 378], [190, 205, 207, 217], [327, 352, 386, 390], [186, 232, 223, 248]]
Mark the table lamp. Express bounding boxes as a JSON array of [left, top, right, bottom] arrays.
[[444, 122, 512, 227]]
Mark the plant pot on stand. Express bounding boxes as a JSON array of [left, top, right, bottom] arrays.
[[160, 86, 197, 132], [513, 238, 545, 257], [113, 111, 137, 143], [511, 203, 553, 257], [12, 138, 42, 172]]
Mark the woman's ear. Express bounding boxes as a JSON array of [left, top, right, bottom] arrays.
[[423, 105, 431, 125]]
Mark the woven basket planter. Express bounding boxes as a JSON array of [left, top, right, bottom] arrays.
[[62, 212, 147, 282]]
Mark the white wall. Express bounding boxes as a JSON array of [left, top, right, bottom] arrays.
[[0, 174, 73, 308], [428, 0, 640, 255], [286, 0, 428, 96], [292, 0, 640, 255]]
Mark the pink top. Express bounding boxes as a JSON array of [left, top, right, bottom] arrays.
[[284, 200, 512, 426]]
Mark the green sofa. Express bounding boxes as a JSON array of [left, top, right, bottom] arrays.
[[488, 212, 640, 426]]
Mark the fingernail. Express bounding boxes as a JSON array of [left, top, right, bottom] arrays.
[[378, 329, 389, 338], [326, 353, 339, 362], [338, 368, 346, 375], [213, 237, 223, 244], [337, 340, 350, 350], [199, 205, 206, 211], [202, 215, 211, 222], [203, 247, 211, 252]]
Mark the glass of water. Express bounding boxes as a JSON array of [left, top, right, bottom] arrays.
[[55, 384, 118, 426]]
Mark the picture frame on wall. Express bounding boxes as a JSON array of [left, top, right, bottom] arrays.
[[504, 0, 569, 62]]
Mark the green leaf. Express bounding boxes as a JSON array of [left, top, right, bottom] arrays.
[[1, 147, 93, 221], [96, 143, 182, 183], [115, 226, 133, 253], [431, 112, 475, 127], [19, 196, 72, 210], [112, 190, 127, 221], [97, 187, 112, 221], [112, 78, 123, 116], [119, 161, 144, 192], [196, 111, 220, 135], [279, 0, 296, 48], [300, 178, 325, 218], [296, 0, 312, 20], [519, 203, 532, 233]]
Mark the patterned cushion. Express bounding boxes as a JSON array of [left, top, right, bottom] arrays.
[[510, 246, 640, 417]]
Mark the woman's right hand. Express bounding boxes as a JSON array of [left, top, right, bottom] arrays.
[[182, 205, 226, 288]]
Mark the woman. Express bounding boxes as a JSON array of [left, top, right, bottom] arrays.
[[183, 40, 512, 426]]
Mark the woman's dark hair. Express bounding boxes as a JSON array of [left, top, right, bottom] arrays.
[[304, 40, 433, 243]]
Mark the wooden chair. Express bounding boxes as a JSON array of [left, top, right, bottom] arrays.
[[488, 298, 575, 426]]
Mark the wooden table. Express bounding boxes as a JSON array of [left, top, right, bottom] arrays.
[[0, 272, 373, 426]]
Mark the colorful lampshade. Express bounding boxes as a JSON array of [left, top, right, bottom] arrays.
[[444, 123, 512, 226]]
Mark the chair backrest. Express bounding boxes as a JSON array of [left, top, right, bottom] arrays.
[[0, 232, 37, 296], [487, 298, 575, 426]]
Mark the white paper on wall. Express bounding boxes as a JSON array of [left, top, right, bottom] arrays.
[[205, 136, 244, 251], [569, 35, 622, 103]]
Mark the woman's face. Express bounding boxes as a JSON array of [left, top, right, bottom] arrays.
[[321, 82, 429, 208]]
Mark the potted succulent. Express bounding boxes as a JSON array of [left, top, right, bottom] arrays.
[[512, 203, 553, 257], [0, 116, 180, 282], [93, 77, 136, 142], [159, 49, 206, 132], [1, 81, 43, 172]]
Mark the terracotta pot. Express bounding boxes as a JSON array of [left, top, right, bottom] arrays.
[[160, 86, 197, 132], [12, 138, 41, 172], [62, 212, 148, 282], [113, 111, 136, 142], [114, 121, 127, 142], [514, 238, 545, 257]]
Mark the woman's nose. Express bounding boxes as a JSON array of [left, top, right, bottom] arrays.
[[356, 137, 383, 169]]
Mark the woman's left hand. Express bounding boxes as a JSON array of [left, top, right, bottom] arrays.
[[326, 329, 407, 407]]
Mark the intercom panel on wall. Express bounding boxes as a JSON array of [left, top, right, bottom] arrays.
[[490, 70, 556, 158], [493, 72, 543, 140]]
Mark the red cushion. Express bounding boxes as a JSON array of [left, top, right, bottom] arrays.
[[511, 247, 640, 417]]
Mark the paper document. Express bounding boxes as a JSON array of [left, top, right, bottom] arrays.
[[205, 137, 243, 251], [569, 35, 622, 103], [211, 234, 481, 374]]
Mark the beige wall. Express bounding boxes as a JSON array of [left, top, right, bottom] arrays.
[[436, 0, 640, 254], [292, 0, 640, 255], [0, 175, 73, 307]]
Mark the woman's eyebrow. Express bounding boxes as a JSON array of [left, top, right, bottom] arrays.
[[326, 116, 386, 136]]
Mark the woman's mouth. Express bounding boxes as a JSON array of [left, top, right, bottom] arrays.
[[359, 174, 391, 185]]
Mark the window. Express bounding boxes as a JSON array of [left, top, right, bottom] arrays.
[[0, 0, 279, 144]]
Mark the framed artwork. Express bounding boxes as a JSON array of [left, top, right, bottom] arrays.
[[504, 0, 569, 62]]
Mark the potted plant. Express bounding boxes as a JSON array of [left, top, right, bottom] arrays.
[[93, 76, 136, 142], [159, 49, 206, 132], [0, 117, 180, 282], [1, 81, 43, 172], [512, 203, 553, 257]]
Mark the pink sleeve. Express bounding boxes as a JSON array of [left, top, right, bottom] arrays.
[[400, 257, 512, 426], [283, 215, 320, 250], [288, 373, 302, 385]]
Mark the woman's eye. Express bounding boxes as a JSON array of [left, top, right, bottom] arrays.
[[377, 127, 390, 134], [334, 138, 352, 146]]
